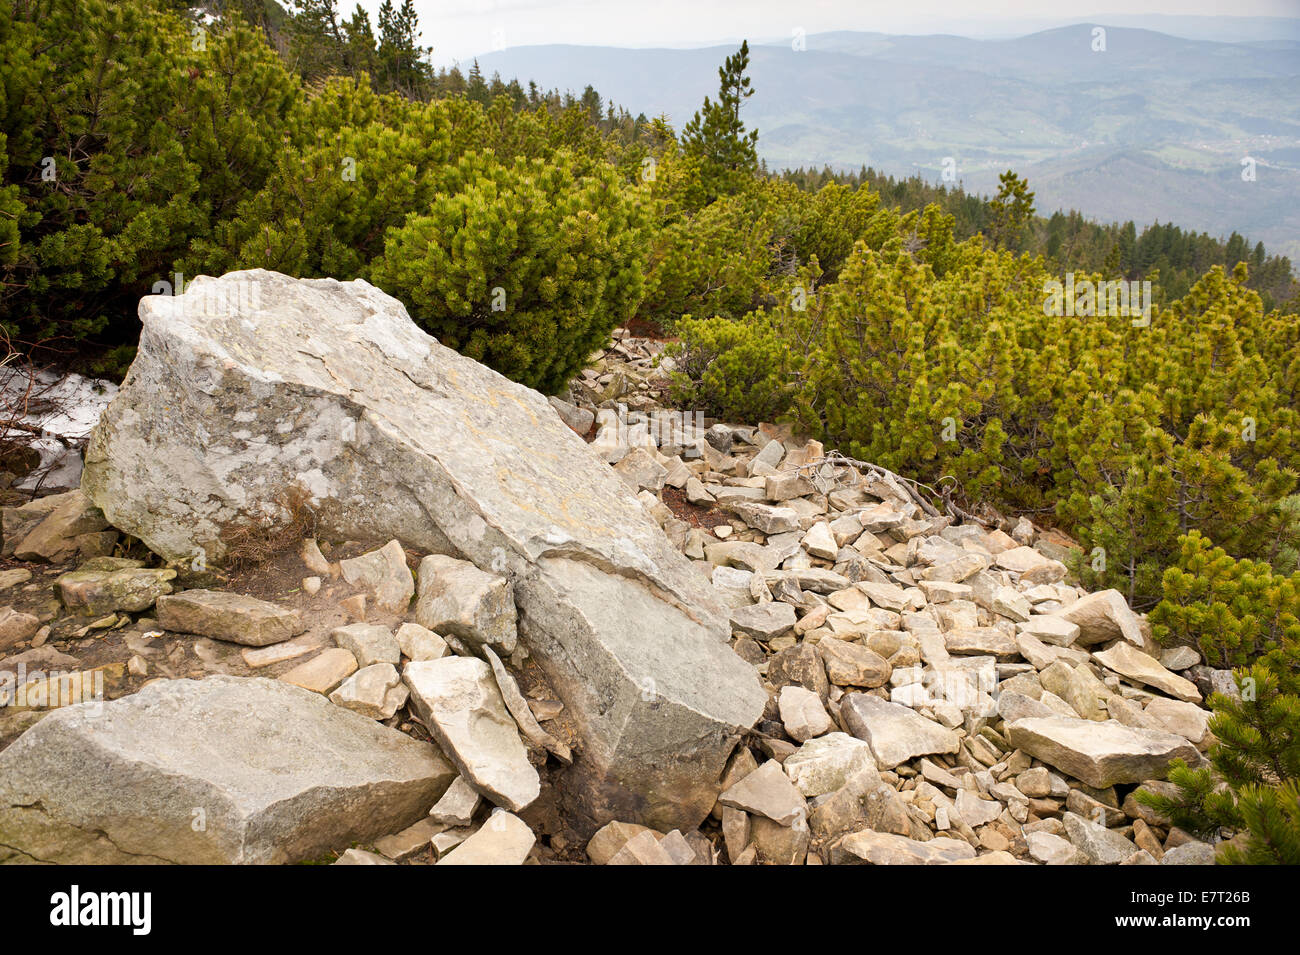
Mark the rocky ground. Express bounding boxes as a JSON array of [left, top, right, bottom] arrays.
[[0, 271, 1233, 865]]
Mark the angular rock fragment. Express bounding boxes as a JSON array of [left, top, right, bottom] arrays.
[[729, 601, 796, 641], [155, 590, 304, 647], [841, 693, 960, 768], [1006, 716, 1200, 789], [331, 623, 400, 668], [1093, 641, 1201, 703], [56, 567, 176, 615], [0, 677, 454, 863], [278, 647, 358, 694], [429, 776, 482, 828], [831, 831, 976, 865], [329, 663, 408, 719], [1060, 589, 1144, 646], [395, 621, 449, 661], [436, 809, 535, 865], [414, 554, 517, 654], [817, 636, 891, 688], [339, 540, 413, 612], [11, 490, 110, 563], [783, 733, 875, 797], [403, 657, 540, 812], [718, 760, 807, 827], [1062, 811, 1139, 865], [778, 685, 834, 743]]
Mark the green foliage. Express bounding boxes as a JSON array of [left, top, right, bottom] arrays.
[[370, 150, 648, 394], [1136, 534, 1300, 863], [987, 169, 1035, 251], [670, 228, 1300, 611], [1150, 531, 1300, 669], [780, 164, 1297, 312], [0, 0, 299, 350], [1134, 663, 1300, 864], [680, 40, 759, 208]]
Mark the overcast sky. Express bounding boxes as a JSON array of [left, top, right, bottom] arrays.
[[348, 0, 1300, 66]]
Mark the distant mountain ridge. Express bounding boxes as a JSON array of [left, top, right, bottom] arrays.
[[471, 23, 1300, 258]]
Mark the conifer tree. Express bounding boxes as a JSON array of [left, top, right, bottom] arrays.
[[681, 40, 759, 207], [987, 169, 1035, 250]]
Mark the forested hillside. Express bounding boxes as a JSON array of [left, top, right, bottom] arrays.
[[1, 0, 1298, 858]]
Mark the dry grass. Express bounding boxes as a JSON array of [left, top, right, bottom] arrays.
[[217, 484, 319, 573]]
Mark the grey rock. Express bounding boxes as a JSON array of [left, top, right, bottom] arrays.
[[334, 848, 396, 865], [81, 270, 762, 834], [0, 676, 454, 863], [429, 776, 482, 828], [155, 590, 304, 647], [1161, 841, 1217, 865], [718, 759, 808, 826], [414, 554, 517, 654], [831, 831, 976, 865], [778, 685, 834, 742], [1159, 645, 1201, 671], [395, 622, 449, 661], [841, 693, 961, 769], [1006, 716, 1200, 789], [331, 623, 400, 668], [817, 636, 891, 688], [1060, 589, 1144, 646], [783, 732, 875, 797], [1094, 641, 1202, 703], [339, 540, 413, 612], [55, 567, 176, 615], [11, 490, 109, 563], [436, 809, 535, 865], [403, 656, 539, 812], [730, 601, 796, 641], [1062, 811, 1139, 865], [329, 663, 408, 719]]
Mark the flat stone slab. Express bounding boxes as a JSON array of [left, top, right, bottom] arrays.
[[841, 693, 960, 769], [730, 601, 796, 641], [0, 676, 455, 863], [403, 657, 540, 813], [831, 831, 976, 865], [1094, 641, 1201, 702], [155, 590, 304, 647], [436, 810, 535, 865], [56, 567, 176, 615], [718, 759, 807, 826], [278, 647, 358, 694], [1006, 716, 1200, 789]]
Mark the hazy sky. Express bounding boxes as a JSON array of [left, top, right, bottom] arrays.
[[349, 0, 1300, 66]]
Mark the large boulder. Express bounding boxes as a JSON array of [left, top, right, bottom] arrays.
[[81, 271, 765, 833], [1005, 716, 1200, 789], [0, 676, 455, 864]]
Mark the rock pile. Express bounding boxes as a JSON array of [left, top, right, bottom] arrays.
[[548, 374, 1226, 865], [0, 275, 1230, 865]]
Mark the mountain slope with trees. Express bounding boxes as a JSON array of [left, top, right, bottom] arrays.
[[1, 0, 1296, 861]]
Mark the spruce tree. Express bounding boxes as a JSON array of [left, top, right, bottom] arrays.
[[681, 40, 759, 207]]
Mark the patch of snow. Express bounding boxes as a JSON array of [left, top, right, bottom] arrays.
[[0, 365, 118, 492]]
